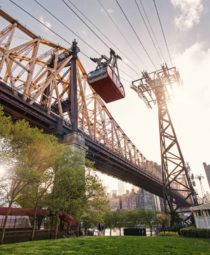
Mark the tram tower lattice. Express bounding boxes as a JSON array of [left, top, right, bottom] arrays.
[[131, 64, 198, 223]]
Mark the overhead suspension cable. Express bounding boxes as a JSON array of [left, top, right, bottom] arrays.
[[115, 0, 156, 69], [152, 0, 173, 66], [134, 0, 163, 62], [119, 69, 134, 80], [62, 0, 109, 48], [97, 0, 146, 68], [34, 0, 101, 56], [120, 76, 130, 83], [62, 0, 139, 76], [34, 0, 104, 58], [34, 0, 134, 80], [8, 0, 133, 82], [8, 0, 90, 59], [65, 0, 140, 72], [8, 1, 68, 46], [138, 0, 165, 63]]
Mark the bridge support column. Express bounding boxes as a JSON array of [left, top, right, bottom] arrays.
[[64, 39, 87, 167], [63, 132, 87, 151], [63, 132, 87, 219], [63, 132, 87, 166], [69, 40, 79, 132]]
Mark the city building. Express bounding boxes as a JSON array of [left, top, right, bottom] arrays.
[[107, 191, 120, 211], [190, 203, 210, 229], [118, 180, 125, 195], [136, 189, 163, 211], [203, 162, 210, 189], [120, 189, 138, 210], [108, 188, 163, 212]]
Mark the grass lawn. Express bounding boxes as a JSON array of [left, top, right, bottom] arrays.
[[0, 236, 210, 255]]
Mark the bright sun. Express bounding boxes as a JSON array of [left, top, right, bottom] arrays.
[[0, 164, 7, 177]]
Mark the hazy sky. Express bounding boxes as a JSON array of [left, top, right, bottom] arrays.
[[0, 0, 210, 195]]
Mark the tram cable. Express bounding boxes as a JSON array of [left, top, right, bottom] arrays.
[[8, 0, 133, 81], [152, 0, 173, 66], [62, 0, 139, 76], [33, 0, 100, 57], [134, 0, 163, 62], [138, 0, 165, 63], [97, 0, 146, 69], [8, 0, 90, 59], [66, 0, 140, 69], [8, 1, 69, 47], [115, 0, 157, 69], [34, 0, 134, 80]]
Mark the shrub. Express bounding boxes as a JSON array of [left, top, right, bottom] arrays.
[[159, 231, 178, 236], [179, 226, 210, 238]]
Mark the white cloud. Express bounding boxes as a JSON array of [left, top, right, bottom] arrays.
[[169, 43, 210, 192], [171, 0, 204, 31], [39, 15, 51, 30], [175, 42, 210, 105]]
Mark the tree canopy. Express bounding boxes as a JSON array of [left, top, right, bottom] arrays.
[[0, 106, 108, 240]]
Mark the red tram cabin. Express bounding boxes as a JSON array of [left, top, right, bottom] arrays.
[[88, 49, 125, 103]]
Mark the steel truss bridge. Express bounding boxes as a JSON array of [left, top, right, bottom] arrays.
[[0, 10, 192, 208]]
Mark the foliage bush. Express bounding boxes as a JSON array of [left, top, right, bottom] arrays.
[[159, 231, 178, 236], [179, 226, 210, 238]]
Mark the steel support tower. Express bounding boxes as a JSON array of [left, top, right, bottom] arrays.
[[131, 64, 198, 224]]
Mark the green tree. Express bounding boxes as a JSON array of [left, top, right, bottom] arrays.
[[0, 107, 62, 242], [0, 107, 108, 241], [48, 155, 108, 237], [103, 209, 164, 236], [46, 148, 86, 238], [103, 211, 116, 236], [156, 212, 171, 231], [82, 167, 108, 235], [0, 168, 34, 243], [124, 210, 141, 228], [17, 132, 62, 240], [19, 168, 54, 240], [142, 210, 157, 236], [114, 211, 127, 236]]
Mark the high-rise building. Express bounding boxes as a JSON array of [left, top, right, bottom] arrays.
[[107, 190, 120, 211], [120, 189, 138, 210], [107, 188, 163, 212], [118, 180, 125, 195], [136, 189, 163, 211], [203, 163, 210, 189]]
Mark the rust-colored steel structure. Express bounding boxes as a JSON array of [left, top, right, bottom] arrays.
[[0, 9, 148, 170], [0, 10, 193, 208], [132, 65, 198, 223]]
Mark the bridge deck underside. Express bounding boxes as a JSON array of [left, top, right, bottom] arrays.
[[0, 81, 190, 208]]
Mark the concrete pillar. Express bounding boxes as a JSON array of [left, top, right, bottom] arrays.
[[63, 132, 87, 166]]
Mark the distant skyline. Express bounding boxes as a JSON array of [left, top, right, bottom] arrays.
[[0, 0, 210, 195]]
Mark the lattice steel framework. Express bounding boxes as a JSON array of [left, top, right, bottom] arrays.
[[132, 65, 198, 223], [0, 9, 161, 181]]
